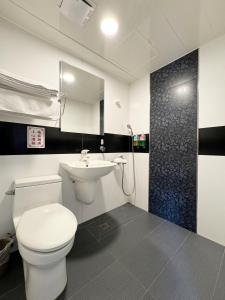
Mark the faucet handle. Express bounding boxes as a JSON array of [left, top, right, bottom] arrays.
[[81, 149, 90, 155]]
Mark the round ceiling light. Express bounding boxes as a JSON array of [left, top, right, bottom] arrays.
[[100, 18, 119, 37], [63, 72, 75, 83]]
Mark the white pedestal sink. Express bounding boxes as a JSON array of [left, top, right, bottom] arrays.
[[61, 160, 116, 204]]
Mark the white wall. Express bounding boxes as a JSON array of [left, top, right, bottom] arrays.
[[128, 75, 150, 212], [129, 75, 150, 135], [0, 19, 130, 237], [198, 156, 225, 246], [198, 34, 225, 246], [0, 18, 129, 134], [199, 34, 225, 128], [0, 153, 128, 236]]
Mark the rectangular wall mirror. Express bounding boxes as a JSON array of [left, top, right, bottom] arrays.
[[60, 61, 104, 135]]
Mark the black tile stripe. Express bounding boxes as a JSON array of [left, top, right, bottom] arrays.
[[0, 121, 131, 155], [199, 126, 225, 156]]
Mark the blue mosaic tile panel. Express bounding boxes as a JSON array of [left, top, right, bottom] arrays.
[[149, 50, 198, 232]]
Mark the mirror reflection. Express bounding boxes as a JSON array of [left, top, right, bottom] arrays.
[[60, 62, 104, 135]]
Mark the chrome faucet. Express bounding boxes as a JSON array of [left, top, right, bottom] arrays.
[[80, 149, 90, 165]]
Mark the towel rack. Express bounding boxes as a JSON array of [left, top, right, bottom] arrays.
[[0, 70, 58, 100]]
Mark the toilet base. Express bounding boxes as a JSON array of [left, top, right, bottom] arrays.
[[23, 258, 67, 300], [17, 238, 74, 300]]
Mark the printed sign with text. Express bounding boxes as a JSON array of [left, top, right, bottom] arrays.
[[27, 126, 45, 148]]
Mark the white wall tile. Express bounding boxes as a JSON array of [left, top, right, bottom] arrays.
[[199, 34, 225, 128], [129, 153, 149, 212], [128, 76, 150, 212], [198, 34, 225, 246], [129, 75, 150, 134], [198, 156, 225, 246]]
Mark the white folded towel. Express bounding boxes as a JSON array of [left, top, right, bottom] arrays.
[[0, 69, 60, 120], [0, 88, 60, 120]]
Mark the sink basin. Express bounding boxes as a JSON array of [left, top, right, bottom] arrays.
[[61, 160, 116, 181]]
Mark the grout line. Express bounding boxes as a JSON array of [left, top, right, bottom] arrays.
[[70, 259, 120, 298], [101, 218, 165, 260], [124, 211, 157, 227], [120, 262, 148, 292], [85, 225, 101, 243], [211, 248, 225, 300], [141, 290, 157, 300], [108, 221, 167, 291], [163, 14, 187, 50], [119, 220, 188, 300], [144, 231, 192, 296], [85, 227, 118, 260], [71, 259, 149, 300], [142, 219, 166, 238]]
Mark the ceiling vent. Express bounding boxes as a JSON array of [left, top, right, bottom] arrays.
[[58, 0, 96, 27]]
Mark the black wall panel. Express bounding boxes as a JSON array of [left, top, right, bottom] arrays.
[[0, 121, 131, 155]]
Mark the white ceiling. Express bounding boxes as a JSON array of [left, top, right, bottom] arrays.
[[0, 0, 225, 83]]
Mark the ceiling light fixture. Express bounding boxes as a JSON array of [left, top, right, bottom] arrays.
[[63, 72, 75, 83], [100, 18, 119, 37]]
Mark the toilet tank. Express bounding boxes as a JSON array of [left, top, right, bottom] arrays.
[[13, 175, 62, 222]]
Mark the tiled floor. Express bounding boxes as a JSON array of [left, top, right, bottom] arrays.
[[1, 203, 225, 300]]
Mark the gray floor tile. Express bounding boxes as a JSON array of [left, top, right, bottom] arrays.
[[145, 220, 190, 258], [82, 204, 145, 242], [70, 278, 112, 300], [119, 237, 168, 289], [74, 226, 98, 251], [73, 262, 146, 300], [0, 284, 26, 300], [79, 212, 112, 228], [0, 251, 24, 296], [142, 291, 155, 300], [150, 234, 224, 300], [63, 240, 115, 298], [0, 283, 70, 300], [99, 212, 162, 259], [107, 203, 145, 226], [84, 213, 119, 242], [2, 204, 225, 300], [213, 250, 225, 300], [119, 221, 189, 289], [56, 290, 67, 300]]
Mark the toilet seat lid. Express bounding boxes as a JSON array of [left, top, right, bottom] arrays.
[[16, 203, 77, 252]]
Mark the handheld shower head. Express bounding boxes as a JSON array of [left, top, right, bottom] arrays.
[[121, 123, 136, 197], [126, 124, 133, 136]]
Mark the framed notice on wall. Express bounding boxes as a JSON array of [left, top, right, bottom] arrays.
[[27, 126, 45, 148]]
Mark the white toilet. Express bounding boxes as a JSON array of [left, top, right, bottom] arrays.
[[13, 175, 77, 300]]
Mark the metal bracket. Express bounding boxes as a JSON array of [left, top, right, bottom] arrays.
[[5, 190, 15, 196]]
